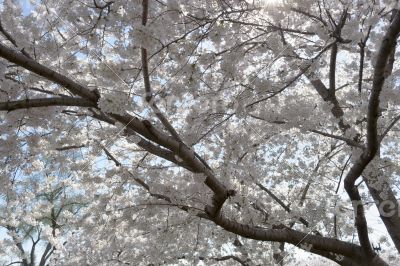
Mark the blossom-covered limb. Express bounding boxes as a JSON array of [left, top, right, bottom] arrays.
[[344, 9, 400, 256], [0, 43, 99, 102], [0, 97, 95, 112], [211, 213, 384, 265], [0, 42, 229, 218]]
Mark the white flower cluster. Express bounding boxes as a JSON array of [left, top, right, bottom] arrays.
[[98, 92, 129, 115], [131, 24, 153, 49], [221, 53, 238, 78], [127, 133, 142, 144], [193, 173, 207, 183], [167, 0, 181, 20]]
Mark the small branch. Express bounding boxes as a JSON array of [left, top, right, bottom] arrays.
[[358, 26, 372, 93], [140, 0, 182, 142], [25, 86, 69, 97], [254, 179, 309, 227], [124, 128, 196, 172], [290, 7, 328, 26], [5, 261, 25, 266], [334, 155, 351, 239], [96, 140, 121, 166], [310, 129, 364, 149], [98, 145, 208, 218], [336, 156, 352, 195], [195, 113, 234, 144], [0, 19, 31, 58], [87, 109, 196, 171], [55, 144, 85, 151], [212, 255, 249, 265], [380, 113, 400, 142], [248, 41, 336, 108]]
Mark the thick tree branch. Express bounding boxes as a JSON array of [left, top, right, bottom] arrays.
[[344, 9, 400, 257], [0, 43, 99, 102], [368, 11, 400, 155], [101, 128, 366, 264], [329, 43, 338, 97], [211, 214, 383, 265], [0, 97, 95, 112], [5, 226, 29, 266], [38, 243, 53, 266], [112, 113, 230, 217]]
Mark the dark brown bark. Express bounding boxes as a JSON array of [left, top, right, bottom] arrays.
[[0, 97, 95, 111]]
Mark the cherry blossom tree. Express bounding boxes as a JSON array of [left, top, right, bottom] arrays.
[[1, 0, 400, 265]]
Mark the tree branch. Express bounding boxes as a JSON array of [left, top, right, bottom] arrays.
[[344, 9, 400, 257], [140, 0, 182, 142], [380, 113, 400, 141], [0, 43, 99, 102], [55, 144, 85, 151], [0, 97, 95, 112], [254, 181, 309, 227], [310, 129, 364, 149], [358, 26, 372, 93], [211, 213, 377, 265], [212, 255, 249, 265], [0, 19, 31, 58]]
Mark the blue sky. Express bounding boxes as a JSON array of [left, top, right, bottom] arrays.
[[20, 0, 33, 16]]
